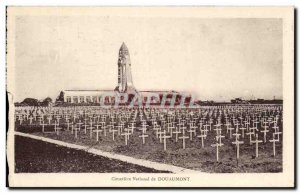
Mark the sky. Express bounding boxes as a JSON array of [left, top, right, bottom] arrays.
[[14, 16, 282, 102]]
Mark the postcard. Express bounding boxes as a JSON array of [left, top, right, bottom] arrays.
[[6, 6, 295, 187]]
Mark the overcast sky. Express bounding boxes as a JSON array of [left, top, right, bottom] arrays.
[[14, 16, 282, 102]]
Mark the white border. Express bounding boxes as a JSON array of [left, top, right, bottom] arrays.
[[1, 0, 297, 192], [6, 6, 294, 188]]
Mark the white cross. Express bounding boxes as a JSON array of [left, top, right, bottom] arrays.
[[93, 128, 103, 141], [227, 127, 234, 138], [94, 123, 102, 135], [139, 133, 148, 144], [260, 126, 269, 143], [87, 125, 94, 139], [83, 122, 90, 134], [203, 124, 210, 134], [239, 127, 247, 138], [252, 134, 263, 157], [187, 126, 196, 141], [128, 123, 136, 134], [274, 131, 282, 142], [71, 123, 74, 134], [197, 131, 207, 148], [245, 121, 250, 131], [110, 128, 118, 141], [232, 139, 244, 159], [102, 125, 107, 136], [269, 133, 279, 156], [179, 130, 189, 149], [214, 127, 222, 136], [38, 116, 44, 125], [47, 116, 52, 125], [224, 122, 231, 132], [168, 125, 175, 137], [121, 132, 130, 145], [232, 132, 241, 143], [53, 121, 59, 132], [211, 141, 224, 162], [253, 120, 259, 129], [65, 120, 71, 131], [216, 134, 225, 144], [272, 125, 279, 133], [76, 121, 83, 131], [173, 129, 181, 143], [28, 117, 33, 125], [162, 131, 171, 151], [153, 125, 161, 139], [56, 117, 61, 125], [234, 121, 240, 130], [74, 126, 80, 139], [246, 130, 255, 144], [40, 122, 47, 133], [157, 130, 165, 143], [117, 124, 124, 135]]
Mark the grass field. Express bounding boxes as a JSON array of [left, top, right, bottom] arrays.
[[16, 121, 282, 173], [15, 135, 170, 173]]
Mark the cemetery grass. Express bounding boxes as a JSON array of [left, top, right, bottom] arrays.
[[16, 123, 282, 173], [15, 135, 170, 173]]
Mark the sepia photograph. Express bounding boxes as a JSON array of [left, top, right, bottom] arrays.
[[6, 6, 294, 187]]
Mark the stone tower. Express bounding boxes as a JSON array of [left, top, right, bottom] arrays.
[[115, 42, 136, 93]]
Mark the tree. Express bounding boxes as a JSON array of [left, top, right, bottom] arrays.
[[56, 91, 64, 103], [21, 98, 39, 106], [41, 97, 53, 106], [43, 97, 52, 103]]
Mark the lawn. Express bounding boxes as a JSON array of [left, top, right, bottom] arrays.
[[15, 119, 282, 173]]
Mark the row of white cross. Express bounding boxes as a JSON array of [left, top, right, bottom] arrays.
[[15, 105, 283, 162]]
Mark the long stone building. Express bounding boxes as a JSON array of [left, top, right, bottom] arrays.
[[61, 43, 191, 106]]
